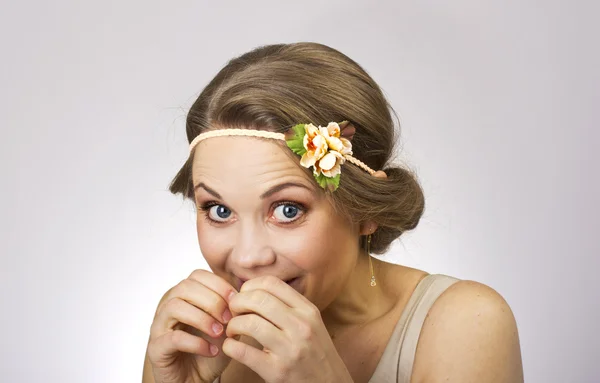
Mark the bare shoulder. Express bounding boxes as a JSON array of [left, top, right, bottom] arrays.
[[411, 279, 524, 383]]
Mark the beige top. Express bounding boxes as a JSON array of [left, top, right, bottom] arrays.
[[369, 273, 459, 382], [215, 274, 460, 383]]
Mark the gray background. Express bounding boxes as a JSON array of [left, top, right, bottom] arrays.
[[1, 1, 598, 382]]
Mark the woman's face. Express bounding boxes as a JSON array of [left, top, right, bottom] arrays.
[[191, 136, 361, 310]]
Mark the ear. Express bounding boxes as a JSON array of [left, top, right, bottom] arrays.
[[359, 220, 378, 236]]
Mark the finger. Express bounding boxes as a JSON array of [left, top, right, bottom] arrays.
[[222, 337, 272, 379], [148, 329, 219, 365], [161, 277, 234, 325], [241, 275, 313, 310], [187, 269, 238, 304], [225, 313, 286, 354], [228, 290, 296, 332], [151, 297, 225, 339]]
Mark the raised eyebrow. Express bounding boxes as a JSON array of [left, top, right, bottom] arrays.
[[194, 182, 222, 199], [260, 182, 315, 199]]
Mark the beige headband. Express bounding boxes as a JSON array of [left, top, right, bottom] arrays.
[[188, 123, 377, 191]]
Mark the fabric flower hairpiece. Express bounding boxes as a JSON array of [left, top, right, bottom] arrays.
[[285, 121, 354, 191]]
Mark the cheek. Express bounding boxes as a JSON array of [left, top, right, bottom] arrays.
[[196, 219, 229, 266], [277, 220, 357, 271]]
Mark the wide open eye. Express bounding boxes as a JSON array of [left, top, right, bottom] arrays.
[[272, 202, 305, 223], [207, 204, 232, 222]]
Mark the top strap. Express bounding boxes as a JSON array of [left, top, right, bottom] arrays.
[[397, 274, 460, 382]]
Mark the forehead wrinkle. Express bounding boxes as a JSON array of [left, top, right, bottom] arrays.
[[191, 136, 315, 199]]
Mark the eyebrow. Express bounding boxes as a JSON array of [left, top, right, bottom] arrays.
[[193, 182, 314, 200], [194, 183, 222, 199], [260, 182, 314, 199]]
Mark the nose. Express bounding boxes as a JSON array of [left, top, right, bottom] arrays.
[[230, 222, 276, 269]]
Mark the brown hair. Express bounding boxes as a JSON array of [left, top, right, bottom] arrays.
[[169, 42, 425, 254]]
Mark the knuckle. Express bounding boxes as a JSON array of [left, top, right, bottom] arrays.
[[154, 288, 175, 316], [167, 280, 189, 303], [226, 315, 252, 337], [176, 278, 224, 314], [246, 314, 262, 333], [170, 329, 185, 346], [146, 338, 161, 363], [296, 321, 313, 340], [247, 290, 268, 308], [150, 298, 184, 337], [177, 278, 195, 294], [188, 268, 207, 280], [306, 303, 321, 321], [216, 298, 228, 314], [149, 321, 160, 339], [290, 346, 301, 360], [165, 297, 184, 312], [225, 316, 239, 336], [257, 292, 271, 309], [289, 342, 309, 361], [208, 292, 222, 310]]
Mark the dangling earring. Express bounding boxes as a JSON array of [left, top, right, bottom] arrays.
[[367, 234, 376, 287]]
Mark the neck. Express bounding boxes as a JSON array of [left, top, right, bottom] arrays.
[[320, 253, 395, 332]]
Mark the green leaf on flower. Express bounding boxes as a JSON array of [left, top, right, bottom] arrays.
[[286, 124, 307, 156], [314, 173, 341, 191]]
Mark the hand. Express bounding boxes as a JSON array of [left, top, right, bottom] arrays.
[[146, 269, 238, 383], [222, 276, 353, 383]]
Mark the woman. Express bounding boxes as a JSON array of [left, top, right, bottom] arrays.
[[142, 42, 524, 383]]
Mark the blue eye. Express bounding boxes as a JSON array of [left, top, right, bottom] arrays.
[[273, 203, 304, 223], [208, 205, 232, 222]]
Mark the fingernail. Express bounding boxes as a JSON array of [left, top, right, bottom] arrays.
[[212, 322, 223, 335], [222, 308, 232, 323], [228, 291, 237, 302], [210, 344, 219, 356]]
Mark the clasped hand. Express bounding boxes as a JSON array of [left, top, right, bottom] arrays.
[[222, 276, 353, 383]]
